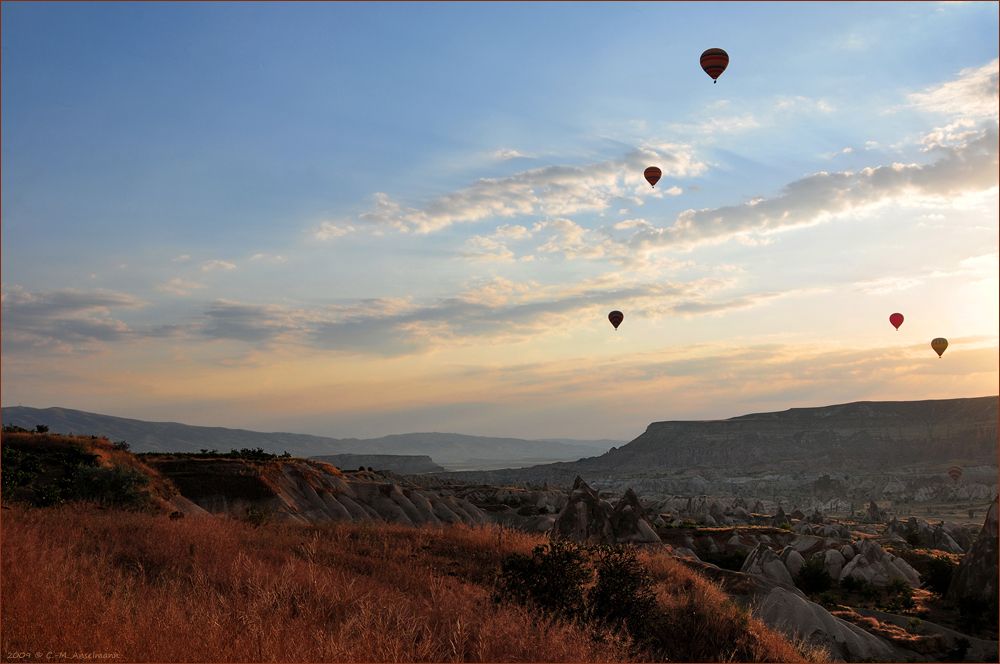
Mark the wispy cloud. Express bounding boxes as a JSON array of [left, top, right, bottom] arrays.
[[201, 260, 236, 271], [313, 221, 356, 240], [907, 58, 999, 120], [489, 149, 530, 160], [156, 279, 205, 295], [855, 276, 923, 295], [354, 148, 707, 234], [619, 127, 998, 253], [0, 286, 145, 353]]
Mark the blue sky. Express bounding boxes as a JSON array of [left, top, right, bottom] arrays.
[[3, 2, 998, 441]]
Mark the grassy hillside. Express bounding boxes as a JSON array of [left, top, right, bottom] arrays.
[[1, 432, 825, 662], [1, 504, 825, 663]]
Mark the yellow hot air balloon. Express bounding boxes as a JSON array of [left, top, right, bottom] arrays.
[[931, 338, 948, 358]]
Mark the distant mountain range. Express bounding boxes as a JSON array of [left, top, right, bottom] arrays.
[[0, 406, 622, 469], [442, 396, 1000, 485]]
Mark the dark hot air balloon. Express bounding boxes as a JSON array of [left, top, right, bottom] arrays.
[[931, 338, 948, 358], [889, 313, 904, 331], [644, 167, 662, 188], [947, 466, 963, 482], [608, 310, 624, 330], [700, 48, 729, 83]]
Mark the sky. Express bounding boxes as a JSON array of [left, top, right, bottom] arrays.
[[2, 2, 998, 442]]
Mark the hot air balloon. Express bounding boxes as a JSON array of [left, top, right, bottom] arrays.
[[889, 313, 904, 331], [931, 338, 948, 358], [608, 310, 624, 330], [644, 167, 662, 188], [947, 466, 963, 483], [700, 48, 729, 83]]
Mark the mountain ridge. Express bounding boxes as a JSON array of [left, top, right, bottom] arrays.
[[0, 406, 619, 467]]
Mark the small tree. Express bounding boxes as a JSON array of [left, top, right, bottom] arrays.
[[795, 555, 832, 594], [35, 424, 49, 434], [920, 555, 956, 596], [493, 540, 590, 619], [587, 546, 662, 642]]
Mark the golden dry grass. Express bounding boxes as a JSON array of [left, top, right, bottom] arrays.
[[2, 503, 635, 663], [3, 485, 828, 662]]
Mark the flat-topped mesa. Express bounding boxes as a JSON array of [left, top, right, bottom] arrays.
[[569, 396, 998, 474]]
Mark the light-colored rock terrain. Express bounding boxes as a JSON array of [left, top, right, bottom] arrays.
[[149, 458, 489, 526]]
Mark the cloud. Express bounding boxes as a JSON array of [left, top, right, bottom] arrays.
[[171, 255, 191, 263], [156, 279, 205, 295], [314, 221, 356, 240], [489, 149, 529, 160], [354, 148, 707, 234], [459, 224, 534, 263], [621, 126, 999, 252], [907, 58, 999, 120], [198, 300, 300, 344], [0, 286, 145, 353], [856, 276, 923, 295], [201, 260, 236, 271]]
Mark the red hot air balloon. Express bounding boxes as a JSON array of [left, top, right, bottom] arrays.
[[931, 337, 948, 358], [947, 466, 963, 483], [644, 167, 662, 188], [608, 310, 624, 330], [700, 48, 729, 83], [889, 313, 904, 331]]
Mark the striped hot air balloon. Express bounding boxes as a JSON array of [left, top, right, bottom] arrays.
[[700, 48, 729, 83], [947, 466, 963, 482], [644, 167, 662, 188], [931, 338, 948, 358], [889, 313, 904, 331], [608, 310, 624, 330]]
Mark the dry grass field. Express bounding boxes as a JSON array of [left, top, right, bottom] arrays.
[[1, 500, 826, 663]]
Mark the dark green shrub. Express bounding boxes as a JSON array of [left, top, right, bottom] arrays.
[[795, 555, 832, 594], [905, 530, 926, 548], [814, 591, 840, 608], [679, 519, 698, 528], [19, 453, 42, 474], [920, 555, 955, 597], [34, 484, 64, 507], [957, 597, 993, 635], [35, 425, 49, 434], [112, 440, 131, 452], [1, 446, 22, 465], [493, 539, 590, 619], [2, 424, 30, 434], [949, 636, 971, 661], [243, 504, 274, 527], [72, 462, 151, 509], [779, 521, 793, 531], [841, 574, 869, 594], [587, 546, 662, 641]]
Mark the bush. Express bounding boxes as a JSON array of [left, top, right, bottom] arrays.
[[72, 462, 152, 509], [779, 521, 793, 531], [906, 617, 922, 634], [112, 440, 131, 452], [795, 555, 832, 594], [493, 539, 590, 619], [904, 530, 926, 548], [920, 555, 955, 597], [243, 504, 274, 527], [587, 546, 663, 642]]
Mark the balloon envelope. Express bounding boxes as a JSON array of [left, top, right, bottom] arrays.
[[931, 338, 948, 357], [644, 167, 662, 188], [947, 466, 963, 482], [889, 313, 904, 330], [700, 48, 729, 82], [608, 310, 624, 330]]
